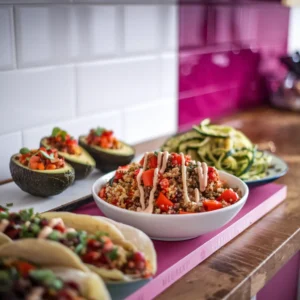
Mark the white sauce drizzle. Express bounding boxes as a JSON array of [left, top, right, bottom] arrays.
[[181, 153, 190, 204], [0, 219, 9, 233], [160, 151, 169, 174], [197, 161, 208, 192], [38, 226, 53, 239], [194, 188, 200, 203], [137, 169, 145, 210], [142, 152, 149, 170], [144, 168, 159, 213], [49, 218, 63, 228]]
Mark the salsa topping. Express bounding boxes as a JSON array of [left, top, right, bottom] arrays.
[[46, 127, 82, 156], [17, 148, 65, 171], [0, 258, 84, 300], [99, 151, 241, 214], [86, 128, 121, 149], [0, 210, 152, 279]]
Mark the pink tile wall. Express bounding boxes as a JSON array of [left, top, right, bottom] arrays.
[[178, 3, 290, 131]]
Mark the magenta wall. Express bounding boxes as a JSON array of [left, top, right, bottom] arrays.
[[178, 3, 290, 131]]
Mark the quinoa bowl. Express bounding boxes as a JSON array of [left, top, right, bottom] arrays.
[[92, 152, 249, 240]]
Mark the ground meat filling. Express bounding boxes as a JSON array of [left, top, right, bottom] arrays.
[[100, 152, 242, 214]]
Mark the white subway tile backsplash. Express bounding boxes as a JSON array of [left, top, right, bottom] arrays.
[[0, 132, 22, 181], [124, 6, 160, 53], [77, 56, 160, 115], [23, 111, 123, 149], [0, 7, 14, 70], [162, 5, 177, 50], [15, 5, 71, 67], [0, 66, 75, 134], [161, 53, 178, 99], [70, 5, 118, 60], [124, 99, 177, 144]]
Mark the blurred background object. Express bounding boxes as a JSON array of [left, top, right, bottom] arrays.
[[0, 1, 299, 181]]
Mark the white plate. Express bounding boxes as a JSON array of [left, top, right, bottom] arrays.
[[92, 171, 249, 241]]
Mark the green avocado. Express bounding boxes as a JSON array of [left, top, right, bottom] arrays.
[[78, 136, 135, 173], [10, 154, 75, 197], [40, 137, 96, 180]]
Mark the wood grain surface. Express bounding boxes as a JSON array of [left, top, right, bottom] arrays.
[[155, 107, 300, 300]]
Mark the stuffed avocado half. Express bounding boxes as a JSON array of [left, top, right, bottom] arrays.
[[10, 148, 75, 197], [40, 127, 95, 180], [79, 128, 135, 173]]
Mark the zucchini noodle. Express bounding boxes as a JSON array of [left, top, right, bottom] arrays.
[[161, 119, 271, 181]]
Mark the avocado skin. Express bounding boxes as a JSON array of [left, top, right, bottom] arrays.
[[79, 136, 135, 173], [10, 156, 75, 197], [40, 138, 95, 180]]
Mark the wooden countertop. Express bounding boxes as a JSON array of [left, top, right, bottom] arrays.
[[135, 106, 300, 300]]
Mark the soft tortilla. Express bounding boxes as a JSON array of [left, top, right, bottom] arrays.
[[0, 239, 110, 300]]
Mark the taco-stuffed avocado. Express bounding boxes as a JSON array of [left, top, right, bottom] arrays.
[[79, 128, 135, 173], [0, 239, 110, 300], [40, 127, 95, 180], [0, 209, 156, 282], [10, 147, 75, 197]]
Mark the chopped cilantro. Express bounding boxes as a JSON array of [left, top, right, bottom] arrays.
[[19, 208, 34, 222], [95, 127, 105, 136], [51, 127, 61, 137], [20, 147, 30, 155], [107, 248, 118, 260]]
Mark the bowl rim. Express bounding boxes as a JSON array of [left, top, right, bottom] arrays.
[[92, 170, 249, 219]]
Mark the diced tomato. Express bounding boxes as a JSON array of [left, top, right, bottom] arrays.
[[208, 167, 218, 181], [15, 261, 36, 276], [179, 211, 195, 214], [115, 166, 128, 180], [87, 239, 101, 250], [142, 169, 155, 186], [217, 189, 239, 204], [111, 200, 118, 206], [139, 157, 145, 166], [156, 192, 174, 212], [159, 178, 169, 190], [53, 224, 65, 233], [37, 163, 45, 170], [133, 251, 146, 263], [203, 200, 223, 211], [99, 187, 106, 199], [148, 155, 157, 168], [171, 153, 182, 166], [81, 251, 101, 264], [46, 164, 56, 170]]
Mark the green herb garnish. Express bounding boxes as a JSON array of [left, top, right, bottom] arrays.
[[107, 247, 118, 260], [74, 243, 85, 255], [51, 127, 68, 141], [95, 127, 105, 136], [47, 230, 61, 241], [19, 208, 34, 222], [20, 147, 30, 155], [40, 150, 54, 160]]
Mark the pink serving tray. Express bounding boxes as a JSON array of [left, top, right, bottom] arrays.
[[73, 183, 287, 300]]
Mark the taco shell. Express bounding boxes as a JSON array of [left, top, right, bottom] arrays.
[[0, 239, 110, 300]]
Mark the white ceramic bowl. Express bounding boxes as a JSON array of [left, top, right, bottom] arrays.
[[92, 170, 249, 241]]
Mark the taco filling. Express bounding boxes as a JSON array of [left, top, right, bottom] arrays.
[[0, 209, 151, 279], [16, 147, 65, 171], [0, 257, 85, 300], [86, 128, 121, 150], [46, 128, 82, 156]]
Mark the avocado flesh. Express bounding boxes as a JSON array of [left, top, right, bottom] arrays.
[[78, 136, 135, 173], [10, 155, 75, 197], [40, 138, 96, 180]]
